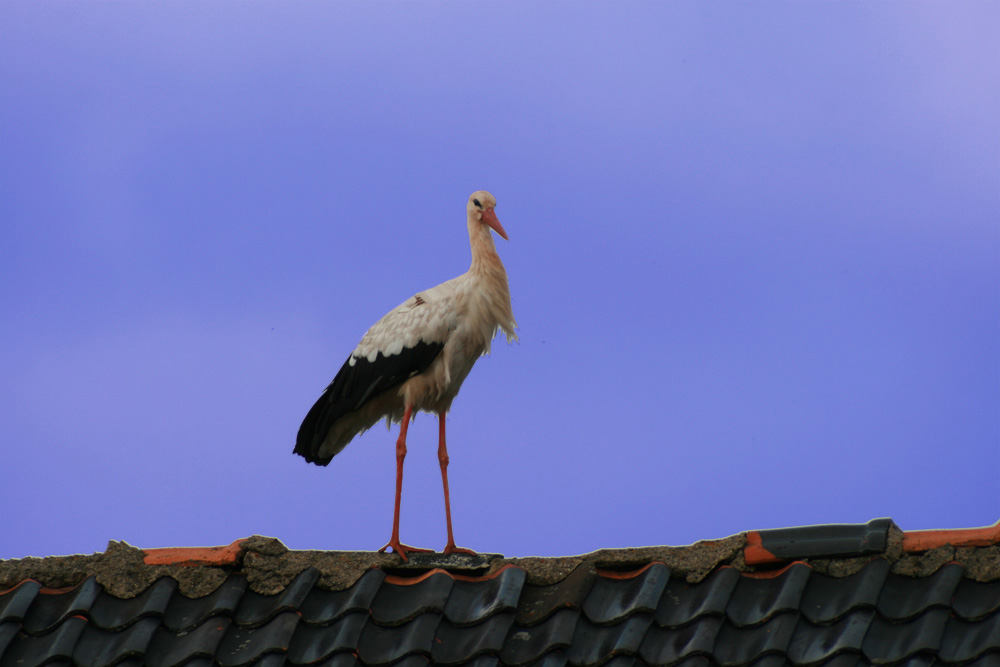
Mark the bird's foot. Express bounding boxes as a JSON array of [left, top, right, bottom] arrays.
[[379, 539, 434, 562], [443, 542, 478, 556]]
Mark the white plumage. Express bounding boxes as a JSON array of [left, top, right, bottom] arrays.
[[295, 190, 516, 559]]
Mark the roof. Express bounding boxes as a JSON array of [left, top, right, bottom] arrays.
[[1, 518, 998, 666]]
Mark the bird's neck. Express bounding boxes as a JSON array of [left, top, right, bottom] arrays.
[[468, 219, 505, 277]]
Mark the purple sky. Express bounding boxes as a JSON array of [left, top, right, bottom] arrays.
[[2, 2, 997, 560]]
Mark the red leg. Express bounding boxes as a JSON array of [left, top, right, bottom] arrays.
[[438, 412, 477, 556], [378, 404, 432, 562]]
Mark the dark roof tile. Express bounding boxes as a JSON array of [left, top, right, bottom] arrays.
[[73, 616, 159, 667], [712, 611, 798, 664], [726, 563, 811, 627], [567, 613, 651, 666], [144, 615, 232, 667], [515, 566, 595, 627], [21, 576, 100, 634], [876, 562, 963, 620], [583, 564, 669, 625], [785, 608, 874, 664], [798, 558, 888, 624], [162, 575, 247, 632], [214, 610, 298, 666], [862, 607, 951, 662], [431, 611, 515, 665], [233, 567, 319, 627], [372, 572, 453, 626], [501, 609, 579, 666], [638, 615, 724, 664], [954, 577, 1000, 621], [358, 611, 442, 664], [300, 568, 385, 625], [0, 579, 40, 625], [90, 576, 177, 631], [286, 611, 367, 664], [444, 566, 526, 626], [4, 614, 87, 665], [654, 565, 740, 627], [521, 650, 568, 667], [939, 613, 1000, 663]]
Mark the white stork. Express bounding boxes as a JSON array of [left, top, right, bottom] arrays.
[[295, 190, 517, 560]]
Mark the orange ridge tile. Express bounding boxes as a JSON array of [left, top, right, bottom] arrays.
[[383, 563, 523, 585], [902, 519, 1000, 552], [743, 531, 780, 565], [142, 538, 247, 566]]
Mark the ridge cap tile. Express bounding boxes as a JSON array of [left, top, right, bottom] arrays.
[[654, 566, 740, 628], [583, 563, 669, 625], [371, 571, 454, 627], [726, 562, 811, 627], [431, 610, 515, 665]]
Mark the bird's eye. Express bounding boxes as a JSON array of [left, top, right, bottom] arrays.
[[473, 199, 482, 208]]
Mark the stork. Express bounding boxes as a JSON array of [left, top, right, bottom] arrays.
[[295, 191, 517, 561]]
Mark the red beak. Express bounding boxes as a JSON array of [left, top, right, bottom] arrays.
[[481, 207, 508, 240]]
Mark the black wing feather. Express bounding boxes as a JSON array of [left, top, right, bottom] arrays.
[[295, 340, 444, 465]]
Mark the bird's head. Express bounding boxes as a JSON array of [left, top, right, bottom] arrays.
[[468, 190, 507, 240]]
